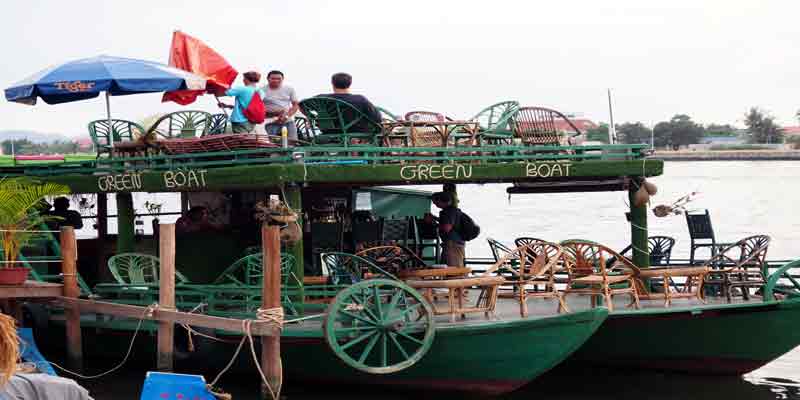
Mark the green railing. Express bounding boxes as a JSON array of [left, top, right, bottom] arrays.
[[14, 144, 652, 177], [764, 259, 800, 301]]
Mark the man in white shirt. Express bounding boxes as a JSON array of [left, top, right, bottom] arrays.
[[261, 70, 299, 140]]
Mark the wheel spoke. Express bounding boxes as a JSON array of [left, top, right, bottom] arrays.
[[339, 310, 377, 326], [358, 331, 381, 363], [385, 289, 403, 317], [340, 330, 378, 351], [336, 325, 378, 333], [372, 284, 383, 321], [388, 332, 410, 360], [398, 322, 428, 335], [396, 330, 425, 346], [398, 302, 422, 318], [348, 292, 380, 323], [380, 332, 388, 367]]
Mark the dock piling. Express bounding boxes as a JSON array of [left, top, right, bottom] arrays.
[[157, 223, 176, 371], [60, 226, 83, 371], [261, 223, 282, 399]]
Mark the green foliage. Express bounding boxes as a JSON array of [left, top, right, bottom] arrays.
[[0, 177, 70, 265], [786, 135, 800, 150], [617, 122, 653, 145], [704, 124, 739, 137], [709, 144, 773, 151], [744, 107, 784, 144], [585, 123, 609, 143], [653, 114, 705, 149], [1, 139, 79, 155]]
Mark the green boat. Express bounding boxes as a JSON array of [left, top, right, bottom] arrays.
[[6, 103, 800, 395]]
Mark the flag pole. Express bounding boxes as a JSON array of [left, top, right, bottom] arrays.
[[106, 92, 113, 149]]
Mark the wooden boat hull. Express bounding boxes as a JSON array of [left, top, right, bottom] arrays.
[[272, 308, 607, 395], [566, 297, 800, 374]]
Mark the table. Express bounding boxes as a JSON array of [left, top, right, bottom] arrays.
[[398, 267, 471, 280], [381, 120, 480, 148], [635, 266, 709, 307], [406, 276, 505, 322]]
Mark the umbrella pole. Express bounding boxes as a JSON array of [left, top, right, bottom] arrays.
[[106, 92, 113, 150]]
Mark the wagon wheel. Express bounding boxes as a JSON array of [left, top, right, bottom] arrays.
[[324, 279, 435, 374]]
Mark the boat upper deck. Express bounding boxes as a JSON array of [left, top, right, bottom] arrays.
[[0, 143, 662, 194]]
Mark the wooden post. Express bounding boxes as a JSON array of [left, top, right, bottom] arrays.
[[261, 224, 282, 399], [96, 193, 108, 239], [157, 223, 176, 371], [60, 226, 83, 371], [283, 185, 304, 306], [629, 179, 650, 268], [116, 192, 135, 253]]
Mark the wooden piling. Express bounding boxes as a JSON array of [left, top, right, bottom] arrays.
[[157, 223, 176, 371], [60, 226, 82, 371], [283, 184, 304, 306], [261, 224, 282, 399], [116, 192, 135, 253]]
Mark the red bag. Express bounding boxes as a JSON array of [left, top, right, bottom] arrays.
[[240, 91, 266, 124]]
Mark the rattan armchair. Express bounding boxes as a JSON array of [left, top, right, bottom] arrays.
[[704, 235, 771, 302], [560, 240, 640, 312]]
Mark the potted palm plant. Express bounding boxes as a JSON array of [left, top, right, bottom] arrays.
[[0, 177, 69, 285]]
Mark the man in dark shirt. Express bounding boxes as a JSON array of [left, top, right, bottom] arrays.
[[317, 72, 381, 134], [48, 197, 83, 229], [425, 191, 465, 267]]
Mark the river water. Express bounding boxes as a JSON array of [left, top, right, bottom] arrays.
[[77, 161, 800, 399]]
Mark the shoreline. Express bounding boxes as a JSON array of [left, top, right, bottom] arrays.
[[651, 150, 800, 161]]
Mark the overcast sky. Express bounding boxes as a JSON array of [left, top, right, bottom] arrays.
[[2, 0, 799, 136]]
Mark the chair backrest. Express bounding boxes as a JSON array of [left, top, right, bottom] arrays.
[[485, 241, 563, 284], [469, 101, 519, 132], [560, 240, 636, 279], [355, 245, 427, 274], [147, 110, 212, 139], [320, 252, 394, 285], [87, 119, 146, 148], [107, 253, 190, 285], [487, 238, 514, 263], [294, 115, 317, 142], [376, 106, 400, 122], [299, 96, 383, 136], [382, 218, 410, 242], [207, 113, 229, 135], [685, 210, 716, 242], [512, 106, 582, 145], [648, 236, 676, 265], [213, 253, 297, 287], [405, 111, 447, 122], [514, 237, 547, 249]]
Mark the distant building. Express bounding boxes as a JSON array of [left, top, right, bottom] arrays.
[[782, 126, 800, 138], [74, 137, 93, 152], [701, 135, 745, 145]]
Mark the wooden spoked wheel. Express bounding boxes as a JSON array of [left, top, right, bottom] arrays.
[[324, 279, 435, 374]]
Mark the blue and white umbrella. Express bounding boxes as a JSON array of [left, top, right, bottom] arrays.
[[4, 55, 206, 146]]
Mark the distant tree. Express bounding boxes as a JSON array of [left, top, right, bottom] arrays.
[[704, 123, 738, 137], [743, 107, 783, 144], [795, 109, 799, 123], [585, 123, 609, 143], [653, 115, 705, 149], [617, 122, 653, 145]]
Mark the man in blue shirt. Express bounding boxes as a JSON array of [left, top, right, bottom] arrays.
[[218, 71, 265, 133]]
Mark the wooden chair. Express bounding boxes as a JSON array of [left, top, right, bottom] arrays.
[[87, 119, 146, 158], [470, 101, 519, 144], [487, 238, 514, 263], [299, 97, 383, 147], [147, 110, 212, 139], [207, 113, 229, 135], [559, 240, 640, 312], [512, 106, 583, 146], [704, 235, 771, 302], [212, 253, 300, 315], [107, 253, 190, 285], [356, 245, 427, 276], [514, 237, 548, 249], [485, 241, 569, 316], [686, 209, 729, 265], [402, 111, 452, 147], [376, 106, 400, 122], [618, 236, 676, 266]]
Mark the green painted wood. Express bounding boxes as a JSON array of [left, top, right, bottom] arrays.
[[628, 181, 650, 268], [29, 159, 664, 194], [116, 192, 135, 253], [569, 298, 800, 374], [283, 184, 305, 306]]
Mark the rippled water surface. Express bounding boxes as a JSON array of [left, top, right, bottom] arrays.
[[81, 161, 800, 399]]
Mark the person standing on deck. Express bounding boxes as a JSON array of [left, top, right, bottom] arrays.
[[217, 71, 265, 133], [261, 70, 299, 140], [47, 197, 83, 229], [316, 72, 381, 133], [426, 191, 466, 267]]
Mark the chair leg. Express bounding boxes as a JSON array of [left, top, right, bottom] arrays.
[[518, 285, 527, 317], [448, 289, 456, 323], [557, 293, 569, 313], [604, 286, 614, 312]]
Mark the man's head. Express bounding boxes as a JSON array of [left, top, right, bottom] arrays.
[[53, 197, 70, 211], [431, 192, 453, 209], [243, 71, 261, 86], [331, 72, 352, 93], [267, 70, 284, 89], [187, 206, 209, 222]]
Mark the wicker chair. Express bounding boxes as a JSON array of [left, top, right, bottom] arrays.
[[355, 245, 427, 276], [704, 235, 771, 302], [470, 101, 520, 145], [299, 97, 383, 147], [212, 253, 300, 315], [487, 238, 515, 263], [87, 119, 146, 158], [146, 110, 212, 139], [402, 111, 450, 147], [485, 241, 569, 316], [560, 240, 640, 312], [512, 106, 583, 146], [106, 253, 190, 285], [207, 113, 229, 135]]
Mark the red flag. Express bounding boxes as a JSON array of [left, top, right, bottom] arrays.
[[162, 30, 238, 105]]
